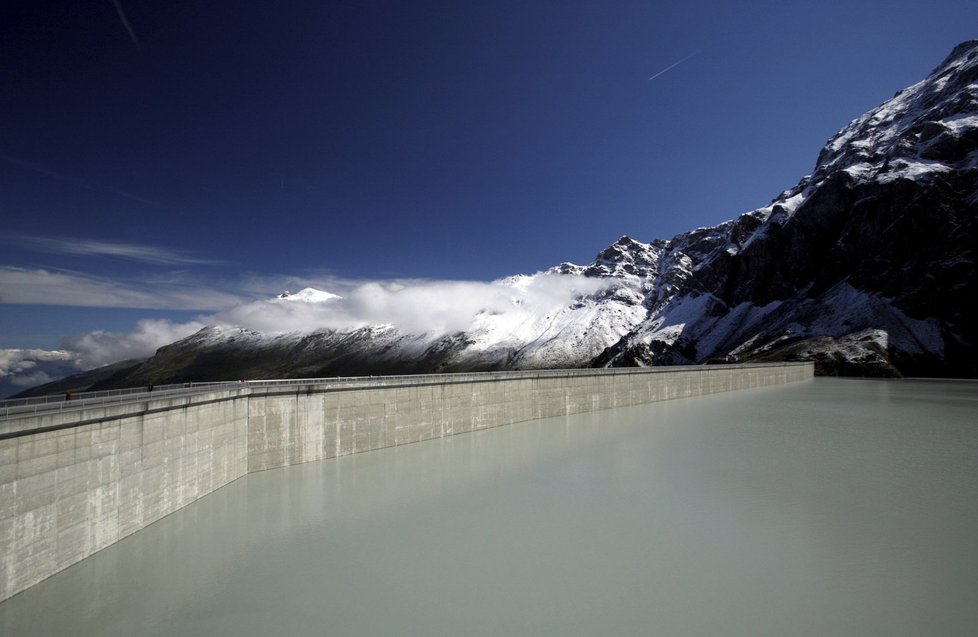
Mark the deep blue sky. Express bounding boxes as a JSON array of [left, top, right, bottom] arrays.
[[2, 0, 977, 349]]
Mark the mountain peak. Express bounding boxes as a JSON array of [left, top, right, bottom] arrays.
[[613, 235, 638, 246], [588, 235, 661, 280], [811, 40, 978, 186], [936, 40, 978, 73], [274, 287, 340, 303]]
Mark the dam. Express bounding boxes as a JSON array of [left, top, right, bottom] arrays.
[[0, 362, 812, 603], [2, 373, 977, 636]]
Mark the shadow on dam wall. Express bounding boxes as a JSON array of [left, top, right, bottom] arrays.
[[0, 362, 813, 602]]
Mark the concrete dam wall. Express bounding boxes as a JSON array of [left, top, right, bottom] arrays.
[[0, 362, 813, 602]]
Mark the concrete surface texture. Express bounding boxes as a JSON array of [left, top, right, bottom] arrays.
[[0, 363, 812, 602]]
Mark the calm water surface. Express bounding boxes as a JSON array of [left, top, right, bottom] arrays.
[[2, 378, 977, 636]]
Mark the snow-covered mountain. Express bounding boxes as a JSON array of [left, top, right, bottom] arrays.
[[18, 41, 978, 393], [595, 40, 978, 376], [101, 271, 652, 384]]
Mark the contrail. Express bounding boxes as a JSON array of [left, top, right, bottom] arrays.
[[648, 50, 700, 82], [111, 0, 141, 49]]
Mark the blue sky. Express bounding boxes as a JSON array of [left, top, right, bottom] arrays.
[[2, 0, 977, 352]]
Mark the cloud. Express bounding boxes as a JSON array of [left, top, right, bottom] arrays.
[[4, 234, 223, 265], [62, 318, 206, 368], [214, 273, 612, 335], [0, 348, 76, 377], [0, 266, 242, 310], [8, 371, 56, 388], [0, 322, 205, 393], [0, 349, 82, 395]]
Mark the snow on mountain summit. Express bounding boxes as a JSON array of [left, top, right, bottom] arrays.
[[275, 288, 340, 303], [815, 39, 978, 185]]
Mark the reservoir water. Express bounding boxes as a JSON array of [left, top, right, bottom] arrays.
[[2, 377, 977, 636]]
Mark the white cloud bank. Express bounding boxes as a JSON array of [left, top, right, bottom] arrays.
[[214, 273, 610, 336], [0, 321, 207, 395], [0, 348, 81, 395], [62, 318, 207, 368], [41, 272, 612, 374], [0, 348, 75, 380]]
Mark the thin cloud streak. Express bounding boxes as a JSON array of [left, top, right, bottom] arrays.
[[111, 0, 141, 49], [648, 50, 700, 82], [0, 266, 242, 310], [4, 234, 224, 266], [1, 153, 164, 208]]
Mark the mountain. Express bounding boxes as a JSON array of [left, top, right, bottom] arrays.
[[596, 40, 978, 376], [18, 41, 978, 392]]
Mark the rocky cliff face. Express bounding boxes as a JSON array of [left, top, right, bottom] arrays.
[[595, 41, 978, 377], [22, 41, 977, 392]]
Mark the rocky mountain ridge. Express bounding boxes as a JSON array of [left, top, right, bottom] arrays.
[[593, 41, 977, 376]]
